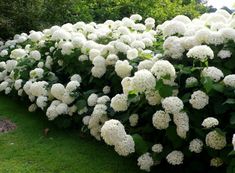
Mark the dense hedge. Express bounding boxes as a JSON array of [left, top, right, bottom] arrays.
[[0, 0, 206, 39], [0, 9, 235, 172]]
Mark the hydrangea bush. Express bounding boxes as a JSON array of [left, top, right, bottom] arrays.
[[0, 10, 235, 172]]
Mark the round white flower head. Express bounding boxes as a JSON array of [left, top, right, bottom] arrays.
[[166, 150, 184, 165], [173, 112, 189, 139], [30, 50, 41, 61], [189, 90, 209, 110], [30, 68, 44, 79], [10, 48, 27, 59], [137, 153, 154, 172], [163, 36, 185, 59], [97, 96, 110, 104], [70, 74, 82, 83], [210, 157, 223, 167], [189, 138, 203, 153], [78, 54, 88, 61], [89, 49, 101, 61], [201, 66, 224, 82], [205, 130, 227, 150], [202, 117, 219, 129], [114, 135, 135, 156], [151, 60, 176, 82], [132, 69, 156, 93], [82, 116, 91, 125], [29, 81, 48, 97], [115, 60, 133, 78], [152, 110, 171, 130], [14, 79, 23, 90], [162, 96, 184, 114], [87, 93, 98, 107], [127, 48, 138, 60], [111, 94, 128, 112], [106, 54, 119, 66], [56, 103, 68, 115], [223, 74, 235, 88], [0, 50, 8, 57], [121, 77, 133, 95], [66, 81, 80, 92], [101, 119, 127, 146], [145, 90, 161, 106], [102, 86, 111, 94], [92, 56, 106, 67], [217, 50, 232, 59], [6, 60, 17, 72], [137, 60, 153, 71], [91, 66, 106, 78], [28, 104, 37, 112], [36, 96, 48, 110], [162, 21, 186, 37], [152, 144, 163, 153], [185, 77, 198, 88], [232, 134, 235, 150], [51, 83, 65, 100], [29, 31, 43, 42], [130, 14, 142, 21], [187, 45, 214, 62], [129, 114, 139, 127]]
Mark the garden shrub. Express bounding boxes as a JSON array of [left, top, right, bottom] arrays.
[[0, 9, 235, 173]]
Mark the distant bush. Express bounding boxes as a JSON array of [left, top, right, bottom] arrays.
[[0, 0, 206, 39]]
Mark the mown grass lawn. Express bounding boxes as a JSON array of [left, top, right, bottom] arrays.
[[0, 95, 142, 173]]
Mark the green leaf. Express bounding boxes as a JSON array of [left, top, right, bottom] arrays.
[[159, 86, 173, 98], [166, 126, 183, 148], [212, 83, 224, 93], [155, 79, 173, 98], [201, 77, 213, 93], [128, 91, 140, 104], [75, 100, 87, 110], [132, 134, 149, 155], [181, 93, 191, 103], [228, 151, 235, 156], [223, 98, 235, 105], [230, 112, 235, 125], [215, 128, 226, 136], [155, 79, 164, 90]]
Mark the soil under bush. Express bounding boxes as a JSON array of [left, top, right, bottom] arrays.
[[0, 118, 16, 133]]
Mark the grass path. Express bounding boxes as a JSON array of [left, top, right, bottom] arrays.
[[0, 95, 142, 173]]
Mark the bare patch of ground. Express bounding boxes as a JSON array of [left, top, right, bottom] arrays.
[[0, 118, 16, 133]]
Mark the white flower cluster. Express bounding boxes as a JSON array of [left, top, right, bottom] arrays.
[[201, 66, 224, 82], [201, 117, 219, 129], [129, 114, 139, 127], [210, 157, 223, 167], [158, 10, 234, 60], [137, 153, 154, 172], [232, 134, 235, 150], [166, 150, 184, 165], [152, 110, 171, 130], [161, 96, 184, 114], [187, 45, 214, 62], [152, 144, 163, 153], [189, 90, 209, 110], [205, 130, 227, 150], [110, 94, 128, 112], [101, 119, 135, 156], [173, 112, 189, 139], [223, 74, 235, 88], [189, 138, 203, 153]]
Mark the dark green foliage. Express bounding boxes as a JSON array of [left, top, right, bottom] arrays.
[[0, 0, 207, 39]]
